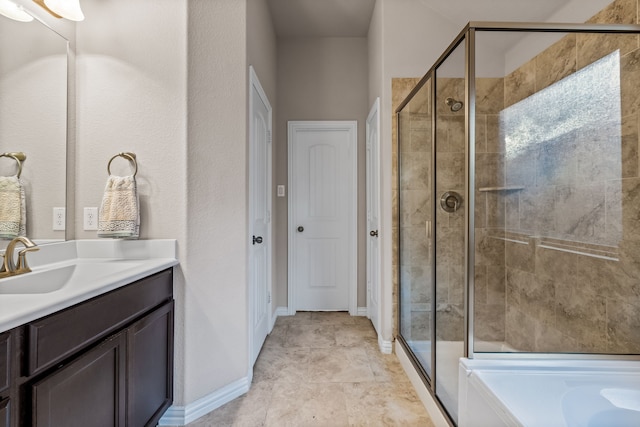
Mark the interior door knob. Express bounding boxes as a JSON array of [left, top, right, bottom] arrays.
[[370, 230, 378, 237], [297, 226, 304, 232], [252, 235, 263, 245]]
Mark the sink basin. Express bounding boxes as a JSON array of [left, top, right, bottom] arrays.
[[0, 260, 147, 295]]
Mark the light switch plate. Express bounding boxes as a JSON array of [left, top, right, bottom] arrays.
[[277, 185, 285, 197]]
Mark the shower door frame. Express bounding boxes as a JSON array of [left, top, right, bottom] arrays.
[[396, 20, 640, 427]]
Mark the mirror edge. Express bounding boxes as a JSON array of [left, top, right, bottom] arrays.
[[13, 0, 75, 241]]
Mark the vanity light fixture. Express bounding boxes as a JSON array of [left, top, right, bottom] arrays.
[[35, 0, 83, 21], [0, 0, 34, 22]]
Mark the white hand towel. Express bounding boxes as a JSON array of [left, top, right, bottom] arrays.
[[0, 175, 25, 239], [97, 175, 139, 239]]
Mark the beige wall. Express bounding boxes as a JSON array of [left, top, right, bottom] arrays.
[[367, 0, 383, 108], [75, 0, 187, 242], [186, 0, 249, 402], [248, 0, 277, 106], [275, 37, 369, 308]]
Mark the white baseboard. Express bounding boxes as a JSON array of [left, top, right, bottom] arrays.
[[270, 307, 289, 331], [378, 335, 393, 354], [158, 376, 250, 426], [395, 341, 449, 427], [275, 306, 289, 317], [273, 307, 366, 318]]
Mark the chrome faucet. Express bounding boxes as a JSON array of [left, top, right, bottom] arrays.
[[0, 236, 39, 278]]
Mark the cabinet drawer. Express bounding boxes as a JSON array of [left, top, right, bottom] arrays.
[[0, 332, 9, 395], [27, 269, 172, 376]]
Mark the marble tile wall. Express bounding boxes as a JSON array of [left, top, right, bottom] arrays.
[[394, 78, 431, 342], [434, 77, 467, 342], [499, 0, 640, 353], [473, 77, 508, 345]]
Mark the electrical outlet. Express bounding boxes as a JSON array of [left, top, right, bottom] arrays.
[[53, 207, 65, 231], [84, 207, 98, 230]]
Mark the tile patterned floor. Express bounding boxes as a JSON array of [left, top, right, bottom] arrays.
[[186, 312, 434, 427]]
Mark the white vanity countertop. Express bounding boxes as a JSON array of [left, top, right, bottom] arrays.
[[0, 239, 178, 333]]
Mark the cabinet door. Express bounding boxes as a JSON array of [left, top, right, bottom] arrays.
[[0, 398, 9, 427], [31, 333, 126, 427], [127, 301, 174, 427], [0, 332, 9, 395]]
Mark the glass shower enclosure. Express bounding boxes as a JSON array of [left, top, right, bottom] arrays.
[[397, 22, 640, 425]]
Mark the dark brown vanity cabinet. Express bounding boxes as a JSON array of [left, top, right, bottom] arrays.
[[2, 268, 174, 427], [0, 332, 11, 427], [0, 399, 9, 427]]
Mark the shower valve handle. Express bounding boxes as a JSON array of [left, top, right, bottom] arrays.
[[440, 191, 463, 213]]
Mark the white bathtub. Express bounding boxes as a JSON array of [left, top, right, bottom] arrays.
[[458, 358, 640, 427], [407, 340, 517, 422]]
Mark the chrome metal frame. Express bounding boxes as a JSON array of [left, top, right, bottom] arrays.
[[395, 19, 640, 427], [464, 28, 475, 361]]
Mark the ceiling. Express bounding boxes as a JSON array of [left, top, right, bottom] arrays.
[[266, 0, 376, 37], [417, 0, 573, 27], [266, 0, 589, 38]]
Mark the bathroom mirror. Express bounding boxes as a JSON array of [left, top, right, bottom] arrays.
[[0, 12, 68, 246]]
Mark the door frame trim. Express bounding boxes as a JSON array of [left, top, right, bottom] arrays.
[[248, 65, 272, 371], [366, 98, 381, 331], [287, 120, 358, 316]]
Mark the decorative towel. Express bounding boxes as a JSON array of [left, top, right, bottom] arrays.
[[0, 175, 26, 239], [97, 175, 139, 239]]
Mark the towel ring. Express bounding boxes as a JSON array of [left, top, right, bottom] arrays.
[[107, 152, 137, 177], [0, 152, 26, 178]]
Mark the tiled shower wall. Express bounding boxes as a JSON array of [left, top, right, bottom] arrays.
[[395, 0, 640, 353], [500, 0, 640, 353], [394, 78, 430, 341], [472, 76, 507, 345]]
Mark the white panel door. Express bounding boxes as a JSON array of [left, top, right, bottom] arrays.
[[366, 98, 381, 335], [249, 67, 271, 367], [288, 121, 357, 312]]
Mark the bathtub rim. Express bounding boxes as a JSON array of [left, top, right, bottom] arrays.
[[459, 357, 640, 427]]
